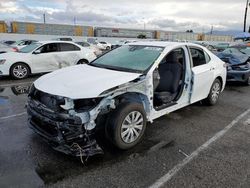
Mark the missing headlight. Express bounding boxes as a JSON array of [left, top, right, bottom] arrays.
[[74, 98, 102, 112]]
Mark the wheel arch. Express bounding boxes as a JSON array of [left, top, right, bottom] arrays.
[[114, 92, 150, 116], [10, 62, 32, 74], [215, 76, 223, 91], [77, 59, 89, 64]]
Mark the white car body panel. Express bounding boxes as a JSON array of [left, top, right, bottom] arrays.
[[32, 41, 227, 127], [0, 41, 97, 76], [34, 64, 141, 99]]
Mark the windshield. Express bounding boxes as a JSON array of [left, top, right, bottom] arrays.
[[18, 43, 42, 53], [90, 45, 163, 73]]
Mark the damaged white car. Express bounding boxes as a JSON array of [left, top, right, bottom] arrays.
[[27, 42, 227, 157], [0, 41, 96, 79]]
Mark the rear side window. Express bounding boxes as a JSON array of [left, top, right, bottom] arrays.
[[190, 48, 209, 67], [59, 43, 80, 51]]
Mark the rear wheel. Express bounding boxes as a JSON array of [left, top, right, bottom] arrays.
[[106, 103, 146, 150], [244, 76, 250, 86], [10, 63, 30, 79], [203, 79, 221, 106], [106, 46, 111, 50]]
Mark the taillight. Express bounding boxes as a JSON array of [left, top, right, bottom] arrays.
[[12, 48, 18, 52]]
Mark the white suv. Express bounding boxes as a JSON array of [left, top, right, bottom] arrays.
[[27, 42, 227, 157], [0, 41, 97, 79]]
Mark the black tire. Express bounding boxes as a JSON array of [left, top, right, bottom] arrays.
[[106, 102, 147, 150], [106, 46, 111, 50], [77, 59, 88, 64], [10, 63, 30, 79], [203, 79, 222, 106]]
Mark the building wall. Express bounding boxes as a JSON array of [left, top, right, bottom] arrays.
[[156, 30, 198, 41], [204, 34, 233, 42], [95, 27, 155, 38], [0, 21, 7, 33], [11, 21, 94, 37]]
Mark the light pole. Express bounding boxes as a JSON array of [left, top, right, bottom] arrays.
[[244, 0, 249, 32]]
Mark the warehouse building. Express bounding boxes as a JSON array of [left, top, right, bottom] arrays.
[[0, 21, 234, 42], [10, 21, 94, 36], [0, 21, 7, 33], [95, 27, 156, 39]]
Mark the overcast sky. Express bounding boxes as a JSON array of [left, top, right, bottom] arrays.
[[0, 0, 248, 32]]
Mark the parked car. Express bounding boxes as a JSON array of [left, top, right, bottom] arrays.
[[222, 46, 250, 57], [10, 39, 38, 51], [0, 41, 97, 79], [75, 41, 102, 56], [27, 42, 226, 157], [214, 42, 230, 52], [0, 43, 15, 54], [0, 40, 16, 46], [112, 40, 138, 49], [96, 41, 112, 50], [217, 52, 250, 85], [52, 37, 73, 41]]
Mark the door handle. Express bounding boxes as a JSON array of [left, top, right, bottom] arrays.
[[210, 67, 215, 71]]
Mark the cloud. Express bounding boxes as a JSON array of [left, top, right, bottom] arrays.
[[0, 0, 248, 32]]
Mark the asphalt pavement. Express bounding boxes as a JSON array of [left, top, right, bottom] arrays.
[[0, 75, 250, 188]]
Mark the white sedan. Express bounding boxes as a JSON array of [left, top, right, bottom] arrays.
[[0, 41, 97, 79], [96, 41, 112, 50], [27, 41, 227, 156]]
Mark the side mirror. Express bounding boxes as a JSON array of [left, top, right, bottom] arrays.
[[33, 50, 41, 55]]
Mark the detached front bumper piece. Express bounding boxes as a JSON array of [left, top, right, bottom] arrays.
[[227, 69, 250, 82], [27, 98, 103, 157]]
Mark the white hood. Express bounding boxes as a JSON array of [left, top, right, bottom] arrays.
[[34, 64, 141, 99]]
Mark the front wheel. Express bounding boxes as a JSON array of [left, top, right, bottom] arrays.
[[10, 63, 30, 79], [203, 79, 222, 106], [106, 103, 147, 150]]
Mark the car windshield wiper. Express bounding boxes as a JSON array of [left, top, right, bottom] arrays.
[[89, 64, 143, 74]]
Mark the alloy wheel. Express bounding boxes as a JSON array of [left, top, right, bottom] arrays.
[[121, 111, 144, 144], [211, 82, 221, 102], [13, 65, 28, 79]]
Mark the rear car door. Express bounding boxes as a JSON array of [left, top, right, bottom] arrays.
[[57, 43, 82, 67], [189, 47, 215, 103]]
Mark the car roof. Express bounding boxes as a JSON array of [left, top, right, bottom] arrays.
[[126, 41, 202, 48], [36, 41, 78, 45]]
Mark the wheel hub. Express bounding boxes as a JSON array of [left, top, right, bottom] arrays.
[[121, 111, 144, 144]]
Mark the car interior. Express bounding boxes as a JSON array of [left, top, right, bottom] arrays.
[[153, 48, 185, 109]]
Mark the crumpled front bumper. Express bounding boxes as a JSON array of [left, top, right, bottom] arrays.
[[27, 98, 103, 157], [227, 69, 250, 82]]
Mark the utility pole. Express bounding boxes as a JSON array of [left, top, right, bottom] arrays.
[[244, 0, 249, 32], [43, 13, 46, 24]]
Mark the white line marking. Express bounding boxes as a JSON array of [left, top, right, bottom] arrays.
[[0, 112, 26, 120], [0, 81, 33, 87], [149, 108, 250, 188]]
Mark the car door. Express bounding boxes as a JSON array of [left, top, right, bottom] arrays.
[[31, 43, 61, 73], [189, 47, 215, 103], [57, 43, 82, 67]]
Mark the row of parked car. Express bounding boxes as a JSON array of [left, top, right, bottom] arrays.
[[0, 38, 116, 79]]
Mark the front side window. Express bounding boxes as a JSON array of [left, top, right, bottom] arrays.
[[39, 43, 59, 53], [190, 48, 208, 67], [90, 45, 163, 73]]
